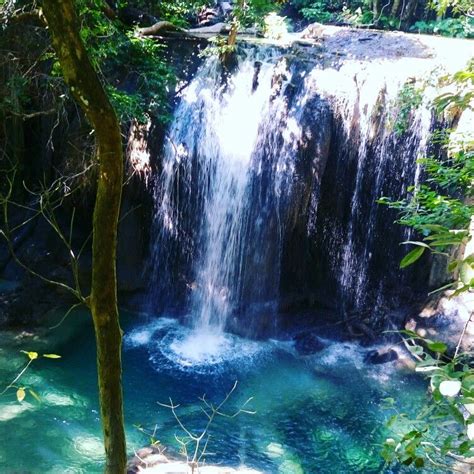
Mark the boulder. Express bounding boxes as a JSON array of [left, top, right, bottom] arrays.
[[197, 6, 223, 27], [219, 1, 233, 17], [301, 22, 325, 40], [364, 348, 398, 365], [294, 331, 326, 355], [188, 22, 229, 35], [127, 444, 262, 473]]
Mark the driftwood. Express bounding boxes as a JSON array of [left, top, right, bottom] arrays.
[[138, 21, 185, 37]]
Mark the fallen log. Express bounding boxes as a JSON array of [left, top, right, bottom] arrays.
[[137, 21, 185, 37]]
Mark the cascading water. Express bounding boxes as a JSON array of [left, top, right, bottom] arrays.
[[305, 60, 436, 322], [150, 50, 316, 362], [149, 39, 468, 363]]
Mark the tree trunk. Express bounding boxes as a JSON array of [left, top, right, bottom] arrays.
[[222, 0, 244, 68], [373, 0, 381, 23], [400, 0, 419, 29], [391, 0, 401, 18], [41, 2, 126, 473]]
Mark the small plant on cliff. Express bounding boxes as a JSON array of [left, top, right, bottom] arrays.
[[391, 81, 424, 135]]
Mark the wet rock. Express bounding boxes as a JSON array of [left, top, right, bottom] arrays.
[[301, 22, 325, 39], [294, 331, 326, 355], [407, 290, 474, 353], [364, 348, 398, 364], [219, 1, 233, 17], [127, 445, 262, 473], [188, 22, 229, 35]]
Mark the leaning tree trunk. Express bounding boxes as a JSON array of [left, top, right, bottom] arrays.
[[222, 0, 244, 68], [400, 0, 419, 29], [372, 0, 381, 23], [391, 0, 402, 19], [42, 1, 126, 473]]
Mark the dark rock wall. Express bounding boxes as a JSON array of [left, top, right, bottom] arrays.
[[1, 37, 436, 336]]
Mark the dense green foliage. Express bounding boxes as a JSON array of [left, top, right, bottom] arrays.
[[382, 335, 474, 470], [379, 62, 473, 286], [412, 17, 473, 38], [77, 0, 174, 122], [235, 0, 284, 27], [290, 0, 473, 36], [379, 64, 474, 470], [292, 0, 366, 24], [0, 0, 174, 126]]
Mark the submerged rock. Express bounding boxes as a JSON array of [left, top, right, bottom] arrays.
[[364, 348, 398, 364], [127, 445, 262, 473], [294, 332, 326, 355]]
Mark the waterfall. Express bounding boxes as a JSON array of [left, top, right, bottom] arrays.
[[305, 60, 435, 321], [151, 50, 311, 336], [149, 42, 460, 342]]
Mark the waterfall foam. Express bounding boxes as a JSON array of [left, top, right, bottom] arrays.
[[124, 317, 268, 372]]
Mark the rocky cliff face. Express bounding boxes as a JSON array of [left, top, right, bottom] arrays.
[[1, 24, 472, 336], [145, 26, 473, 337]]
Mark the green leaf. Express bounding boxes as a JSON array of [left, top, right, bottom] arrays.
[[462, 375, 474, 392], [447, 260, 459, 272], [458, 440, 472, 455], [426, 341, 448, 353], [16, 388, 26, 402], [382, 397, 395, 407], [421, 224, 448, 232], [29, 389, 41, 403], [401, 241, 432, 249], [400, 329, 420, 339], [21, 351, 38, 360], [460, 257, 474, 286], [441, 435, 454, 455], [400, 247, 425, 268], [408, 344, 424, 356], [429, 239, 464, 247], [447, 404, 465, 425], [387, 414, 398, 428], [414, 457, 425, 468]]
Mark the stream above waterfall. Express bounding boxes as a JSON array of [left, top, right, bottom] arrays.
[[0, 307, 430, 474]]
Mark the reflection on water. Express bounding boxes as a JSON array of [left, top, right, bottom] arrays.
[[0, 310, 426, 473]]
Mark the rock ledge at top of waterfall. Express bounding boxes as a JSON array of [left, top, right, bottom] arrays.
[[127, 446, 262, 474], [186, 21, 473, 71], [295, 22, 473, 63]]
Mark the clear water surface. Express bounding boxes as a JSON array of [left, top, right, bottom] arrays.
[[0, 308, 428, 473]]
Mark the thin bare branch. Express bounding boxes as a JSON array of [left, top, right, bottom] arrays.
[[49, 301, 85, 330]]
